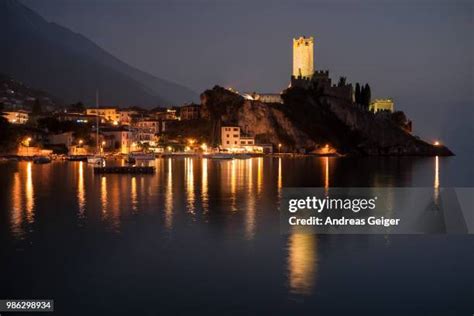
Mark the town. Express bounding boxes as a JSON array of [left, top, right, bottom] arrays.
[[0, 35, 419, 162]]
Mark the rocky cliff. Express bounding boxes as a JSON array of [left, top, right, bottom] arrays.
[[200, 86, 453, 156]]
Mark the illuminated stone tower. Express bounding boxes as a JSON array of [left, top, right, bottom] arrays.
[[292, 36, 314, 79]]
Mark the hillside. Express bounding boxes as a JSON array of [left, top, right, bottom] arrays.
[[200, 86, 453, 156], [0, 0, 198, 107], [0, 74, 60, 110]]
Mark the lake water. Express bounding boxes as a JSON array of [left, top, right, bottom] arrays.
[[0, 156, 473, 315]]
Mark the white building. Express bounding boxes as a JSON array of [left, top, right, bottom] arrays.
[[102, 129, 135, 154], [221, 126, 262, 153], [221, 126, 241, 149]]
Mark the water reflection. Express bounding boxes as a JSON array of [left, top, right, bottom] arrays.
[[278, 157, 282, 198], [185, 158, 196, 215], [324, 157, 329, 193], [287, 233, 318, 295], [25, 162, 34, 223], [11, 172, 23, 238], [164, 158, 173, 229], [100, 176, 107, 215], [131, 176, 138, 213], [245, 158, 256, 240], [230, 160, 237, 212], [257, 157, 263, 195], [77, 162, 86, 218], [434, 156, 440, 208], [202, 158, 209, 214]]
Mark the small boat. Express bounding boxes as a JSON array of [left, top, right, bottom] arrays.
[[67, 155, 88, 162], [234, 154, 251, 159], [206, 153, 234, 160], [33, 156, 52, 164], [130, 152, 155, 161], [87, 155, 105, 165]]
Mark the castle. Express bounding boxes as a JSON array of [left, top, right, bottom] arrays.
[[243, 35, 396, 107]]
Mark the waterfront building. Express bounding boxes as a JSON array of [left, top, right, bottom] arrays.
[[370, 99, 394, 113], [48, 132, 74, 148], [134, 119, 160, 145], [220, 126, 263, 153], [102, 128, 135, 154], [221, 126, 241, 148], [2, 110, 29, 124]]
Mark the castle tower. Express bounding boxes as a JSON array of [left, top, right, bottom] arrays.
[[292, 36, 314, 79]]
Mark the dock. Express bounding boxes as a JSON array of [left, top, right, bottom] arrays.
[[93, 166, 155, 174]]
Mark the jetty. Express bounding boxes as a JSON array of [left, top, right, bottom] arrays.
[[93, 166, 155, 174]]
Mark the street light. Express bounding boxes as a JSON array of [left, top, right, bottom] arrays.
[[278, 143, 282, 154], [201, 143, 208, 152], [434, 141, 440, 146]]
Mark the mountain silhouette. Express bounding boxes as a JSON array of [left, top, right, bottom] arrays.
[[0, 0, 198, 107]]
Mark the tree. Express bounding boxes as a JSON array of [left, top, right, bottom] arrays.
[[32, 98, 42, 115], [364, 84, 371, 108], [337, 76, 347, 87], [355, 83, 361, 104]]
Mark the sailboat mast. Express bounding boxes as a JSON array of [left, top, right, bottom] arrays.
[[96, 90, 99, 153]]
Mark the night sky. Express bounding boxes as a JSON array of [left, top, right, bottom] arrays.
[[19, 0, 474, 154]]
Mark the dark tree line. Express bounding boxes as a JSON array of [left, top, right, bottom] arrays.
[[354, 83, 371, 110]]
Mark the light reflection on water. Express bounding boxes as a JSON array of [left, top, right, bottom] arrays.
[[288, 233, 318, 296], [4, 156, 449, 300]]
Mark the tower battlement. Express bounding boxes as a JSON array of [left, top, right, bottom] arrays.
[[293, 36, 314, 79]]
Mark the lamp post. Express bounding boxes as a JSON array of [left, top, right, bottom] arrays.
[[278, 143, 282, 154]]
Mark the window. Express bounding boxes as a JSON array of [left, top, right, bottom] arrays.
[[233, 134, 238, 138], [233, 128, 238, 131], [226, 141, 230, 144], [234, 141, 237, 144], [227, 134, 230, 137]]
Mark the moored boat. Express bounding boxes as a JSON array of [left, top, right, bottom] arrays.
[[205, 153, 234, 160], [33, 156, 52, 164], [87, 155, 105, 165], [130, 152, 155, 161]]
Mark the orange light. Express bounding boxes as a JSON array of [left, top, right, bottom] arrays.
[[434, 141, 440, 146]]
